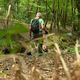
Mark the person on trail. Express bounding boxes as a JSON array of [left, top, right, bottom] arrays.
[[30, 12, 45, 39], [30, 12, 48, 54]]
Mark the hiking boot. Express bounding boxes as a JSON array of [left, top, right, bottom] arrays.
[[42, 44, 48, 52], [43, 48, 48, 52]]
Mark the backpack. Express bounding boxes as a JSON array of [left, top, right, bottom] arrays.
[[31, 19, 39, 33]]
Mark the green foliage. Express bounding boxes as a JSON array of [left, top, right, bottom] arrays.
[[59, 33, 74, 49], [0, 0, 79, 26], [0, 0, 80, 54], [0, 30, 6, 38], [7, 22, 29, 34], [0, 21, 29, 53]]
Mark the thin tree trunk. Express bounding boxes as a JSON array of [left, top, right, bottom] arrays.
[[77, 0, 80, 31], [71, 0, 77, 32], [27, 0, 31, 22], [50, 0, 55, 32], [64, 0, 69, 28], [36, 0, 40, 13], [45, 0, 48, 28], [5, 4, 11, 28]]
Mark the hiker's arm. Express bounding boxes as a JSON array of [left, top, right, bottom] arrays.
[[41, 24, 48, 34], [40, 19, 48, 34], [41, 24, 45, 34]]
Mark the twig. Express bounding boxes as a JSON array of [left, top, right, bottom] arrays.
[[54, 43, 72, 80]]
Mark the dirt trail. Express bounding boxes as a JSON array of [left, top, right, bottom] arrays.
[[0, 32, 79, 80], [18, 56, 30, 80], [0, 55, 29, 80]]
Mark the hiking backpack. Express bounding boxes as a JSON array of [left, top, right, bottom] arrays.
[[31, 19, 39, 33]]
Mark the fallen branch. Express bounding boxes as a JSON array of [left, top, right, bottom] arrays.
[[31, 33, 55, 41], [75, 40, 80, 61], [54, 43, 72, 80], [72, 40, 80, 80]]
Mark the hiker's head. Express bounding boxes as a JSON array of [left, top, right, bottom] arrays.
[[36, 12, 42, 18]]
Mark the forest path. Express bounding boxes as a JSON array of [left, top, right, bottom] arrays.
[[18, 55, 30, 80]]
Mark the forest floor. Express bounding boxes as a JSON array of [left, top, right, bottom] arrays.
[[0, 33, 80, 80]]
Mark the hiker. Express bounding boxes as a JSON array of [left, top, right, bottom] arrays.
[[30, 12, 48, 54]]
